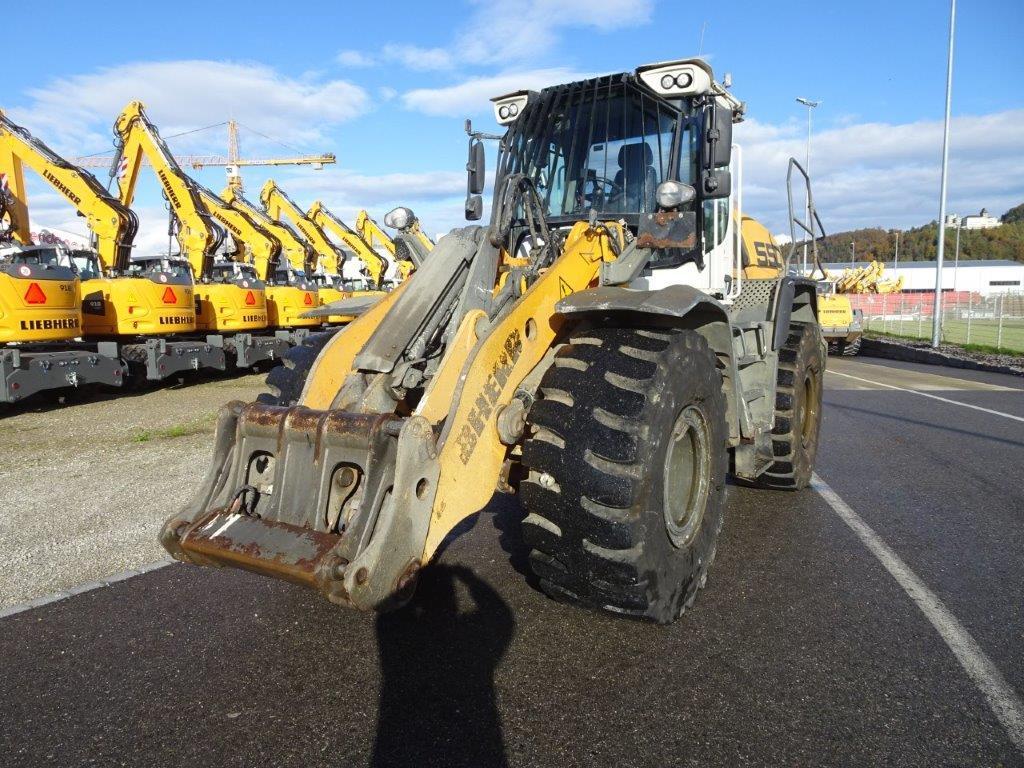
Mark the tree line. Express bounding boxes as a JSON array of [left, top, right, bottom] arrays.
[[813, 203, 1024, 264]]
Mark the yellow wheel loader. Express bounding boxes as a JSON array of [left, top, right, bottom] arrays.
[[161, 59, 825, 624]]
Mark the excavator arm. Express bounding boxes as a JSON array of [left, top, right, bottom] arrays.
[[0, 110, 137, 272], [260, 181, 342, 277], [222, 186, 312, 276], [196, 185, 281, 282], [354, 208, 396, 256], [113, 101, 223, 280], [308, 201, 388, 287]]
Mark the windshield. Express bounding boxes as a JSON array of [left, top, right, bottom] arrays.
[[130, 259, 193, 279], [68, 250, 100, 279], [497, 78, 687, 222], [10, 247, 70, 268]]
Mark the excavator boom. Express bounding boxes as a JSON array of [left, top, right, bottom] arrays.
[[0, 110, 138, 273], [260, 181, 343, 277], [308, 201, 388, 287]]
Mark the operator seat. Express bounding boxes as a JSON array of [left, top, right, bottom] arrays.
[[613, 142, 657, 213]]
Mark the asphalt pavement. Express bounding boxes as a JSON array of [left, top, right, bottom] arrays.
[[1, 355, 1022, 767]]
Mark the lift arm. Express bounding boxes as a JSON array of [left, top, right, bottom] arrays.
[[0, 110, 138, 273], [222, 186, 312, 275], [196, 184, 282, 281], [113, 101, 223, 280], [307, 201, 388, 287], [260, 181, 343, 277]]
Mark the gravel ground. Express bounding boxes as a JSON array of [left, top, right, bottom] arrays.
[[0, 373, 267, 609]]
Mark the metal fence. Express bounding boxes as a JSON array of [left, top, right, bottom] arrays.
[[848, 291, 1024, 353]]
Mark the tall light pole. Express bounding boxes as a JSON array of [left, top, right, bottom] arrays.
[[850, 241, 856, 269], [893, 229, 901, 273], [932, 0, 956, 348], [796, 97, 820, 274]]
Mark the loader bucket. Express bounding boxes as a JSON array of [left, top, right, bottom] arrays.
[[160, 400, 440, 610]]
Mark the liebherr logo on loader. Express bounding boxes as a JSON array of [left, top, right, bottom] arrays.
[[455, 328, 523, 465]]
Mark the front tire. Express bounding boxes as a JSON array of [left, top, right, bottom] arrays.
[[257, 330, 337, 406], [520, 326, 728, 624], [754, 322, 824, 490]]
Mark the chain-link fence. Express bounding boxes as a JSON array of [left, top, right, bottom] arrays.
[[848, 291, 1024, 353]]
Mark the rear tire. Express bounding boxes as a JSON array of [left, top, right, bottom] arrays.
[[257, 330, 337, 406], [520, 326, 728, 624], [753, 322, 824, 490]]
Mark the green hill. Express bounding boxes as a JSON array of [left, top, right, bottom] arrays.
[[814, 204, 1024, 264]]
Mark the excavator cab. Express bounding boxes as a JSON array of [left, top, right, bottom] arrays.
[[0, 244, 82, 343]]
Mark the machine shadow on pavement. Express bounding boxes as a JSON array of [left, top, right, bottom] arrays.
[[372, 564, 516, 768]]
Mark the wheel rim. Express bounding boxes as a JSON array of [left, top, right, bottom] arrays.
[[663, 405, 712, 549], [801, 368, 821, 449]]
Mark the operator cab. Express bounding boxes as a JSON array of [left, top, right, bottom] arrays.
[[1, 243, 73, 268], [209, 260, 264, 288], [129, 255, 196, 285], [484, 58, 743, 298], [273, 265, 316, 291]]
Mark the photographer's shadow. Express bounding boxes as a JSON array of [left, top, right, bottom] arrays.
[[372, 564, 515, 768]]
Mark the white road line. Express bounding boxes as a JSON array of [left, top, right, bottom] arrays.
[[828, 370, 1024, 423], [812, 474, 1024, 753], [0, 558, 174, 620]]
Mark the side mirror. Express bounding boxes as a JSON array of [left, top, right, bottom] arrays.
[[465, 194, 483, 221], [701, 168, 731, 200], [467, 138, 486, 194], [703, 103, 733, 170]]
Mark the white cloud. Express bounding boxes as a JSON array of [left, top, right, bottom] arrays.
[[738, 109, 1024, 233], [402, 67, 589, 117], [336, 50, 376, 68], [382, 44, 455, 72], [8, 60, 369, 155], [454, 0, 653, 65]]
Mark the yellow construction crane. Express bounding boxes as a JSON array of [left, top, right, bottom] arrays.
[[72, 119, 335, 192]]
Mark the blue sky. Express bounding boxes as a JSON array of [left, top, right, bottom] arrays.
[[4, 0, 1023, 252]]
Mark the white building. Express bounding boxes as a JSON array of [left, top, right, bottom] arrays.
[[947, 209, 1002, 231], [822, 259, 1024, 296]]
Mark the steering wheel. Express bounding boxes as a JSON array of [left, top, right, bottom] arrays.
[[577, 175, 623, 211]]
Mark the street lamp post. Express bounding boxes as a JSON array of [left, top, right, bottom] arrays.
[[796, 97, 820, 275], [850, 241, 855, 269], [932, 0, 956, 348]]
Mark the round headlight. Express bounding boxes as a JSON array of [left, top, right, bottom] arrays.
[[674, 71, 694, 89], [660, 73, 676, 90], [18, 265, 31, 277], [384, 206, 413, 230], [508, 102, 519, 116], [498, 105, 510, 119]]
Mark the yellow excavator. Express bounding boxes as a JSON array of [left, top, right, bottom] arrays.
[[1, 110, 217, 400], [161, 58, 826, 625], [307, 200, 389, 289], [259, 180, 353, 324], [113, 101, 290, 368], [220, 185, 320, 334], [355, 208, 430, 283]]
